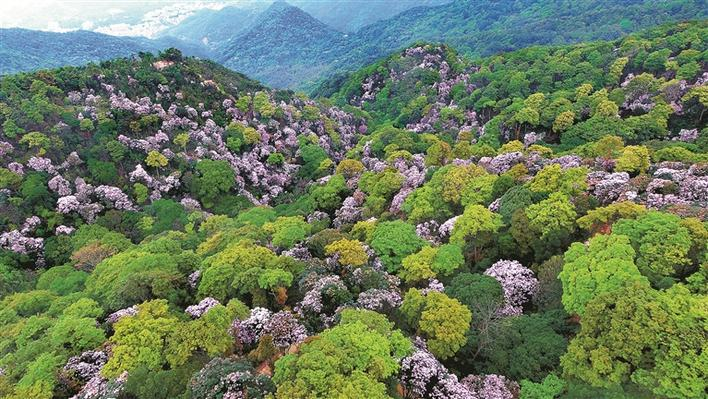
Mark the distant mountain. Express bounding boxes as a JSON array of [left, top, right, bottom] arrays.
[[342, 0, 708, 61], [216, 1, 349, 88], [156, 5, 266, 50], [210, 0, 708, 90], [0, 28, 211, 75], [290, 0, 452, 33], [2, 0, 706, 88], [0, 29, 162, 75], [312, 0, 708, 92]]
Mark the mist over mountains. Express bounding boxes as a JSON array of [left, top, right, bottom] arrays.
[[1, 0, 706, 90]]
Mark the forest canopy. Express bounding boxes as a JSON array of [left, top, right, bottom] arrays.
[[0, 20, 706, 399]]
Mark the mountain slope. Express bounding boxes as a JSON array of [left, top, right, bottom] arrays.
[[2, 1, 707, 90], [157, 5, 265, 50], [0, 21, 706, 399], [0, 28, 212, 75], [0, 28, 164, 75], [317, 0, 708, 90], [217, 1, 349, 88], [291, 0, 452, 32], [326, 20, 707, 150], [350, 0, 708, 57]]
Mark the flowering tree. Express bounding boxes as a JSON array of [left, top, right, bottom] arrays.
[[484, 260, 539, 316]]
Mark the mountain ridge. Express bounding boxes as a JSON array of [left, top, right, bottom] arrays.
[[216, 1, 350, 89], [2, 0, 707, 89], [0, 20, 706, 399]]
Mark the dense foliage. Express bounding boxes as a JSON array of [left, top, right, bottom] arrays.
[[0, 20, 706, 399], [4, 0, 707, 90]]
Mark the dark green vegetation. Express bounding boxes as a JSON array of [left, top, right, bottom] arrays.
[[0, 29, 161, 76], [217, 1, 349, 89], [223, 0, 708, 89], [0, 19, 706, 399], [3, 0, 707, 89], [0, 29, 210, 76]]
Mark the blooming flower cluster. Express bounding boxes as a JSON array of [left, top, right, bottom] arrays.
[[106, 305, 138, 324], [71, 371, 128, 399], [185, 297, 221, 318], [94, 185, 136, 211], [460, 374, 519, 399], [416, 220, 441, 244], [484, 260, 539, 316], [231, 307, 273, 346], [588, 171, 632, 205], [400, 347, 473, 399], [482, 152, 525, 174], [189, 358, 275, 399], [356, 288, 402, 312], [231, 308, 307, 349], [48, 175, 72, 196], [0, 216, 44, 255], [27, 156, 56, 174], [63, 350, 108, 383], [295, 274, 348, 317]]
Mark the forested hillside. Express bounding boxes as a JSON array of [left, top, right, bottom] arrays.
[[217, 2, 349, 88], [290, 0, 452, 33], [338, 0, 708, 62], [0, 20, 706, 399], [0, 29, 163, 76], [3, 0, 706, 89], [0, 29, 211, 76], [222, 0, 708, 89], [156, 6, 264, 50]]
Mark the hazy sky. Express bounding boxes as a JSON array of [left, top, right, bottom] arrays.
[[0, 1, 253, 36], [0, 0, 446, 36]]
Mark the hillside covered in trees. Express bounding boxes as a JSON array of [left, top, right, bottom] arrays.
[[2, 0, 707, 89], [0, 19, 706, 399]]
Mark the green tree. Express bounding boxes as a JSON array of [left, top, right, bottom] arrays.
[[102, 300, 180, 377], [559, 234, 649, 316], [325, 239, 369, 267], [48, 315, 105, 354], [561, 283, 706, 398], [446, 272, 503, 312], [369, 221, 426, 273], [400, 289, 471, 359], [614, 145, 650, 175], [576, 202, 646, 234], [199, 240, 296, 303], [629, 285, 707, 399], [253, 92, 275, 118], [87, 159, 118, 185], [642, 49, 671, 73], [399, 244, 464, 284], [528, 164, 588, 197], [612, 211, 694, 284], [263, 216, 310, 249], [19, 132, 50, 155], [526, 192, 576, 239], [520, 374, 565, 399], [36, 265, 87, 295], [194, 160, 235, 208], [608, 57, 629, 86], [552, 110, 575, 133], [146, 150, 168, 169], [460, 174, 498, 206], [85, 246, 192, 312], [272, 312, 411, 399], [166, 304, 232, 367], [450, 204, 503, 263], [173, 132, 189, 149], [479, 314, 567, 382]]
